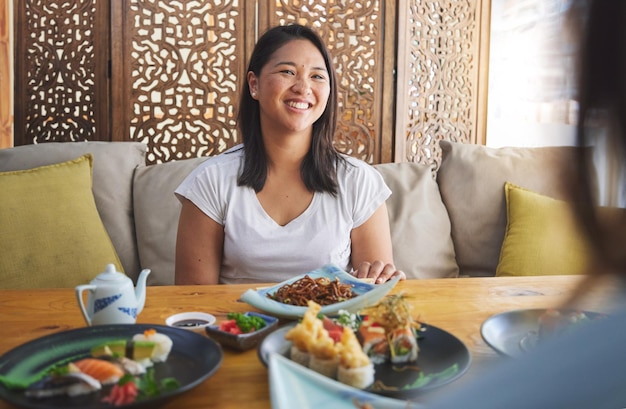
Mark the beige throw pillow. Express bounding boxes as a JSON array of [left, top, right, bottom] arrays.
[[133, 157, 209, 285], [375, 162, 459, 279], [436, 140, 589, 277]]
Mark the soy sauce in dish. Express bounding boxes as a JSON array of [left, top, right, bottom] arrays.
[[173, 319, 209, 328]]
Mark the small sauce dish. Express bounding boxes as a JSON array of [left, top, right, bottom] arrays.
[[205, 312, 279, 351], [165, 312, 217, 334]]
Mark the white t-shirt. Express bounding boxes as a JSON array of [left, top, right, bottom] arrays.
[[175, 145, 391, 284]]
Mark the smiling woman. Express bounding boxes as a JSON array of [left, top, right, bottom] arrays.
[[174, 24, 406, 286]]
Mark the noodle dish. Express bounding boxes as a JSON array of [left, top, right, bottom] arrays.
[[239, 264, 400, 319]]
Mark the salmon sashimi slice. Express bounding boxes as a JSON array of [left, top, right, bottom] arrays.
[[72, 358, 124, 385]]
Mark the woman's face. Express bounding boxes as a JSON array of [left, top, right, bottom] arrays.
[[248, 39, 331, 139]]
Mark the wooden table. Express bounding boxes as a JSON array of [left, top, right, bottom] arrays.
[[0, 275, 616, 409]]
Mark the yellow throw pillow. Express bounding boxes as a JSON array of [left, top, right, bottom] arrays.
[[496, 182, 592, 277], [0, 154, 123, 289]]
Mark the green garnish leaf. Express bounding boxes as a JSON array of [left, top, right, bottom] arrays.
[[136, 368, 180, 400]]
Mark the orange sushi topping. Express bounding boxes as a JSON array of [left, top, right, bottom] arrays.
[[143, 329, 157, 338], [73, 358, 124, 383]]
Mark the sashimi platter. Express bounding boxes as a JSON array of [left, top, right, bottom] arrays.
[[0, 324, 223, 408]]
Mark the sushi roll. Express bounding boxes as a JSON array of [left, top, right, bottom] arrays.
[[388, 325, 419, 364], [285, 301, 324, 367], [91, 339, 156, 362], [358, 321, 389, 364], [337, 327, 374, 389], [133, 329, 173, 362], [308, 326, 339, 378], [289, 344, 311, 367]]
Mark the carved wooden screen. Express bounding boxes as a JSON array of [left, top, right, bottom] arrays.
[[258, 0, 396, 164], [13, 0, 110, 145], [395, 0, 489, 169], [111, 0, 250, 164], [11, 0, 490, 168], [0, 0, 11, 148]]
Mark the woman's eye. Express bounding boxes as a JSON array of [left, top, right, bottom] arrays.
[[281, 69, 295, 75]]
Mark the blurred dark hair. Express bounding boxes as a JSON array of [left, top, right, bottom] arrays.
[[236, 24, 343, 195], [574, 0, 626, 275]]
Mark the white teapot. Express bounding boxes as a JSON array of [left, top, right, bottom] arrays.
[[76, 264, 151, 326]]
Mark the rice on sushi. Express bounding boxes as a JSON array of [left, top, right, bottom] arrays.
[[285, 301, 324, 368], [289, 345, 310, 367], [132, 329, 173, 363], [308, 328, 339, 378], [337, 327, 374, 389], [389, 326, 419, 364]]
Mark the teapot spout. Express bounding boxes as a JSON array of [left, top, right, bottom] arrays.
[[135, 268, 151, 313]]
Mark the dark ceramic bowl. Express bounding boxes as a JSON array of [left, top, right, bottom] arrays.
[[205, 312, 279, 351]]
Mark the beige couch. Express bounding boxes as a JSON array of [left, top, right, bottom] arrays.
[[0, 140, 583, 287]]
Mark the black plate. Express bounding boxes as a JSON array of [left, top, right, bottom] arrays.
[[258, 322, 471, 399], [0, 324, 223, 409]]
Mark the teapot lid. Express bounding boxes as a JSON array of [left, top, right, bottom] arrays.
[[93, 263, 129, 282]]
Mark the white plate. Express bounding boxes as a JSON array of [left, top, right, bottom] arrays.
[[269, 353, 423, 409], [239, 264, 400, 319]]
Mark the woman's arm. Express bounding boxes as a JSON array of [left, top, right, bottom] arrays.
[[175, 198, 224, 285], [350, 203, 406, 283]]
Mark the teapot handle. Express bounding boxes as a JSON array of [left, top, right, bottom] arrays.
[[75, 284, 97, 326]]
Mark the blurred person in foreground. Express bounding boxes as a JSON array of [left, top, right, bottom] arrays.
[[424, 1, 626, 408]]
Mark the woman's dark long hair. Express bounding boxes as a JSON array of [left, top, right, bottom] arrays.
[[574, 0, 626, 277], [236, 24, 343, 195]]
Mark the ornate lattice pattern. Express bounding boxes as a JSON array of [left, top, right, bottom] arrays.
[[271, 0, 382, 164], [0, 0, 11, 148], [402, 1, 477, 169], [22, 0, 97, 142], [127, 0, 242, 163]]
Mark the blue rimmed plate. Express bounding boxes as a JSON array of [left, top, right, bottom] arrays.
[[239, 264, 400, 320]]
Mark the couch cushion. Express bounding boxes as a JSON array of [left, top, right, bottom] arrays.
[[135, 158, 457, 284], [133, 157, 209, 285], [374, 162, 459, 279], [437, 140, 587, 277], [0, 155, 123, 288], [0, 142, 147, 281], [496, 183, 591, 277]]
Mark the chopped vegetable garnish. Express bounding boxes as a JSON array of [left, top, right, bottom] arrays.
[[220, 313, 267, 334]]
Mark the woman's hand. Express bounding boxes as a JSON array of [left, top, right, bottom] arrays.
[[351, 260, 406, 284]]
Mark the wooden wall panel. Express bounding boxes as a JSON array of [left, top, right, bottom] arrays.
[[13, 0, 109, 145], [112, 0, 248, 164], [0, 0, 11, 148], [10, 0, 491, 169], [395, 0, 488, 169]]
